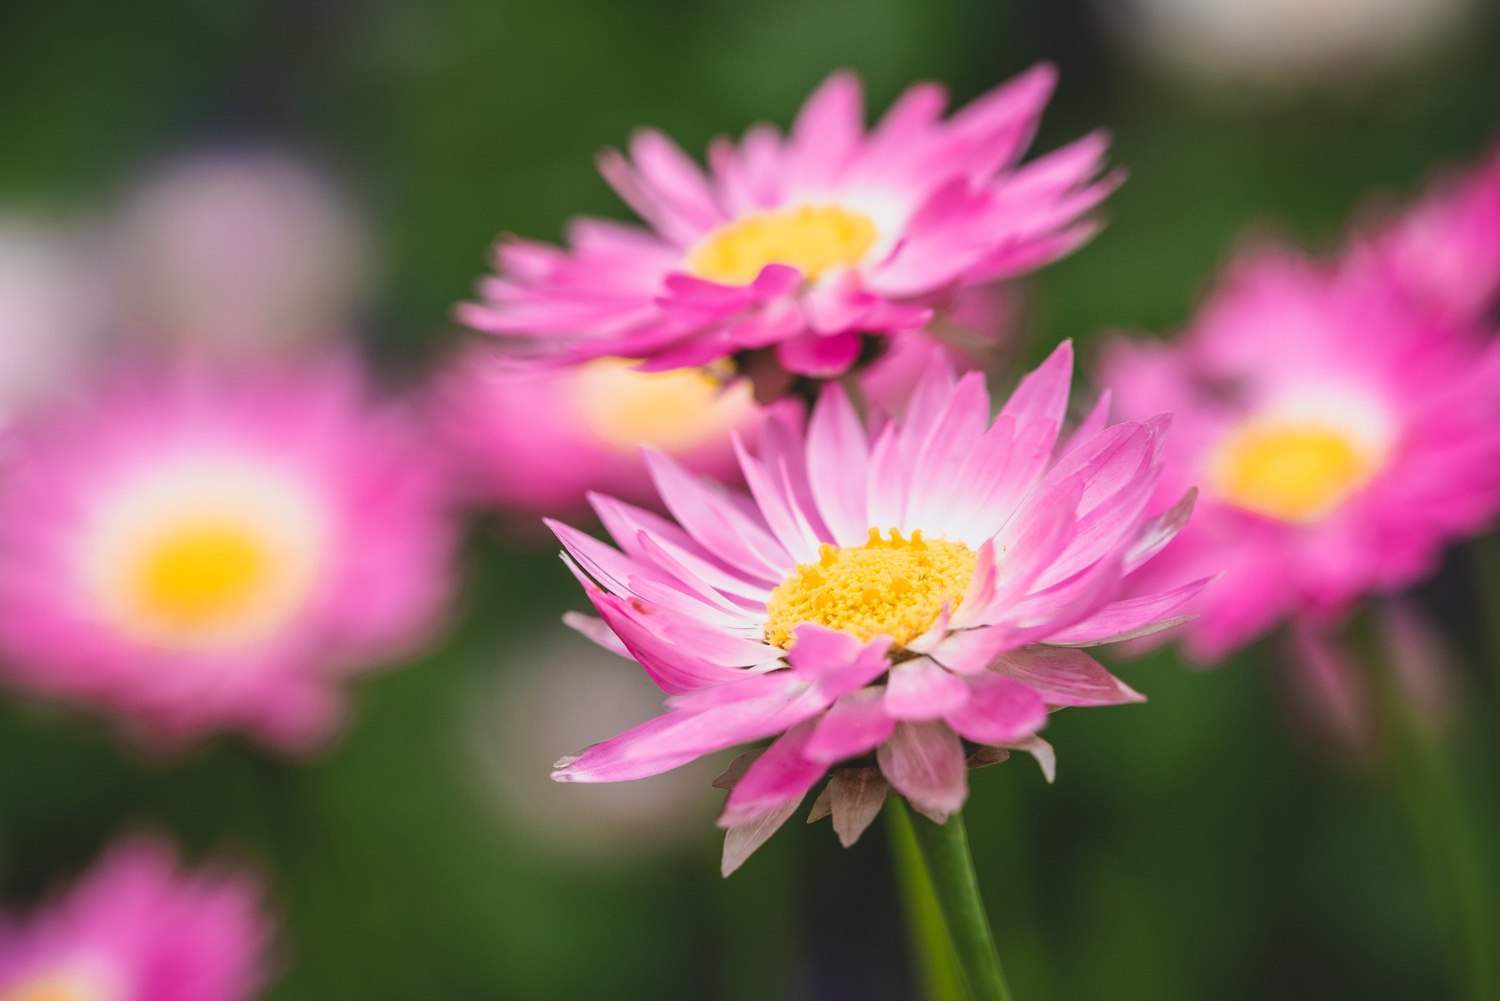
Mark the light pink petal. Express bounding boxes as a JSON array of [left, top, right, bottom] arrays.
[[644, 449, 791, 578], [943, 674, 1048, 744], [1123, 488, 1197, 574], [806, 382, 871, 546], [999, 339, 1073, 430], [552, 711, 711, 782], [884, 658, 970, 720], [562, 611, 631, 658], [1007, 734, 1056, 783], [993, 647, 1143, 706], [877, 721, 968, 822], [1045, 576, 1214, 647]]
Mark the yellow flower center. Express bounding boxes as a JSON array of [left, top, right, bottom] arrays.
[[129, 518, 276, 638], [1209, 421, 1380, 523], [85, 461, 328, 651], [686, 204, 879, 286], [571, 359, 756, 453], [764, 528, 976, 649]]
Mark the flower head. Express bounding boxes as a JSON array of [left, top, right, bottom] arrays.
[[1097, 244, 1500, 661], [1349, 143, 1500, 327], [549, 343, 1203, 873], [0, 357, 457, 748], [459, 66, 1118, 383], [0, 837, 273, 1001]]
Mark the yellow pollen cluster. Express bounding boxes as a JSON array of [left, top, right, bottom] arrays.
[[764, 528, 977, 649], [1209, 422, 1379, 523], [687, 204, 879, 286]]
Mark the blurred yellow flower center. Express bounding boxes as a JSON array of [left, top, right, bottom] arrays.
[[687, 205, 878, 285], [572, 359, 755, 453], [1210, 421, 1380, 523], [0, 971, 113, 1001], [764, 528, 975, 649], [87, 462, 328, 652], [131, 519, 274, 635]]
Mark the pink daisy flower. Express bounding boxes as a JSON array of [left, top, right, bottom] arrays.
[[1097, 244, 1500, 662], [0, 837, 273, 1001], [458, 66, 1118, 382], [0, 357, 457, 748], [1350, 143, 1500, 327], [549, 343, 1205, 873]]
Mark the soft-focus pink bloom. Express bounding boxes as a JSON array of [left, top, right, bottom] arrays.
[[0, 837, 273, 1001], [426, 344, 759, 521], [112, 150, 369, 355], [459, 66, 1117, 382], [0, 357, 457, 749], [549, 343, 1203, 873], [1098, 245, 1500, 662], [0, 219, 107, 421], [428, 301, 1009, 524], [1350, 144, 1500, 327]]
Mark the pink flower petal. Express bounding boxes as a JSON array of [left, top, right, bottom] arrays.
[[877, 721, 968, 822]]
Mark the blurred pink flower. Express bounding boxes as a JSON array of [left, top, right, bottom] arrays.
[[459, 66, 1116, 383], [0, 837, 273, 1001], [0, 219, 107, 420], [1349, 143, 1500, 328], [549, 344, 1203, 873], [0, 357, 457, 749], [112, 150, 370, 355], [426, 345, 759, 522], [426, 297, 1009, 526], [1097, 245, 1500, 662]]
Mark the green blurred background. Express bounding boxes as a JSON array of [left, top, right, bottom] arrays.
[[2, 1, 1499, 998]]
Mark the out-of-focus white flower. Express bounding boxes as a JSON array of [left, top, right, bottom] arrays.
[[1100, 0, 1474, 93], [113, 149, 370, 354], [462, 631, 717, 864], [0, 218, 104, 416]]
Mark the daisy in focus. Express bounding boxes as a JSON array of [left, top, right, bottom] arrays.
[[0, 837, 273, 1001], [459, 65, 1117, 383], [1097, 244, 1500, 663], [0, 358, 456, 748], [549, 343, 1206, 873]]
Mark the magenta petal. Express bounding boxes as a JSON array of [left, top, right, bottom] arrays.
[[877, 721, 968, 822], [720, 719, 828, 827], [1044, 576, 1213, 647], [884, 658, 970, 720], [775, 330, 864, 377], [552, 711, 708, 783], [787, 624, 893, 697], [943, 675, 1048, 744], [805, 687, 897, 763], [994, 647, 1143, 706]]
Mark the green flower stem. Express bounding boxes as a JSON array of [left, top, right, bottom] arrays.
[[1374, 663, 1500, 1001], [888, 801, 967, 1001], [895, 800, 1016, 1001]]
